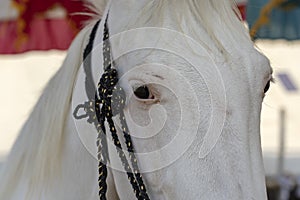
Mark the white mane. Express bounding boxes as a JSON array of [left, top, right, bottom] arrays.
[[0, 0, 257, 199], [0, 27, 92, 199], [0, 1, 108, 198]]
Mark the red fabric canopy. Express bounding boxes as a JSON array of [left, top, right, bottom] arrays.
[[0, 0, 91, 54], [0, 0, 247, 54]]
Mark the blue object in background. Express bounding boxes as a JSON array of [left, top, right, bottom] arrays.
[[247, 0, 300, 40], [277, 73, 298, 92]]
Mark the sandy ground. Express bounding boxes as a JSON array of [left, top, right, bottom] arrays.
[[0, 41, 299, 176]]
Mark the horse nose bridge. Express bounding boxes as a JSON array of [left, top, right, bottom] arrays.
[[237, 108, 267, 199], [224, 99, 267, 198], [248, 114, 268, 199]]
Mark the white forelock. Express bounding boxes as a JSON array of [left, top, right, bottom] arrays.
[[93, 0, 253, 64]]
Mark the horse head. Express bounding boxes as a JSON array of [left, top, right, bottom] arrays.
[[74, 0, 273, 199]]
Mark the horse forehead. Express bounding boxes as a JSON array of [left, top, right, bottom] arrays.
[[114, 50, 270, 100], [115, 43, 270, 80]]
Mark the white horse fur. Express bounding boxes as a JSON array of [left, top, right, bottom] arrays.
[[0, 0, 273, 199]]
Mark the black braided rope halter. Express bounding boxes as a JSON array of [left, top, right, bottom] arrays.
[[74, 14, 150, 200]]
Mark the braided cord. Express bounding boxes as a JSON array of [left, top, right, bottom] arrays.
[[106, 102, 143, 199], [74, 15, 151, 200], [96, 14, 150, 200], [119, 111, 150, 199], [95, 99, 109, 200], [97, 68, 143, 199]]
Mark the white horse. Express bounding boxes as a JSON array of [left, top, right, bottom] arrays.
[[0, 0, 273, 199]]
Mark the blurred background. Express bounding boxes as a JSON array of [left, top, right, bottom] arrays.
[[0, 0, 299, 199]]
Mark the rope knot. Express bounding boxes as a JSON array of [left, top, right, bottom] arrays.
[[98, 68, 118, 94], [74, 15, 151, 200], [73, 100, 97, 124], [98, 68, 126, 116]]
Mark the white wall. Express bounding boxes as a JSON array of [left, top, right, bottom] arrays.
[[0, 51, 65, 163]]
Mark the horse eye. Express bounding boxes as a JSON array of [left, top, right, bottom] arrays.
[[134, 85, 150, 99], [264, 80, 271, 93]]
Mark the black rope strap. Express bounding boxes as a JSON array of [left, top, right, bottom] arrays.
[[83, 20, 99, 100], [74, 14, 150, 200]]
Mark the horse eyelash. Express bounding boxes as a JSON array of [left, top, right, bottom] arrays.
[[270, 77, 275, 84]]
